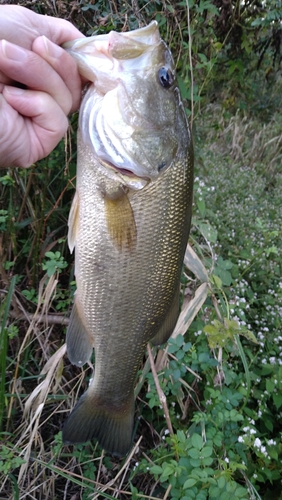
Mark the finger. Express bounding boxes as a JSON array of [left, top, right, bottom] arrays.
[[2, 86, 69, 167], [0, 70, 12, 85], [40, 13, 85, 46], [0, 5, 84, 49], [0, 93, 25, 168], [0, 39, 73, 115], [32, 36, 82, 113]]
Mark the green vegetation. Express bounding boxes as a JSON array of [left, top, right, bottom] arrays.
[[0, 1, 281, 499]]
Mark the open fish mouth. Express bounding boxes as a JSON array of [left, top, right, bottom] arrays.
[[65, 20, 180, 191], [111, 165, 142, 177], [100, 159, 150, 189]]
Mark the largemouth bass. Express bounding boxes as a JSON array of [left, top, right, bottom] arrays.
[[62, 21, 193, 456]]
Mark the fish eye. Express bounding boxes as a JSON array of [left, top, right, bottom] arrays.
[[158, 67, 174, 88]]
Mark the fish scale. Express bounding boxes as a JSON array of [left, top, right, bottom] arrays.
[[62, 21, 194, 456]]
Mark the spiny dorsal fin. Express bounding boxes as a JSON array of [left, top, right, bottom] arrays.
[[104, 190, 137, 251]]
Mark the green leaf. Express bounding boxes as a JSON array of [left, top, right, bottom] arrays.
[[191, 433, 203, 450], [161, 463, 176, 479], [150, 465, 163, 476], [196, 220, 218, 243], [266, 379, 275, 393], [201, 446, 213, 457], [218, 476, 226, 489], [45, 251, 56, 258], [190, 458, 201, 468], [210, 274, 222, 289], [202, 457, 213, 466], [184, 478, 197, 489], [209, 486, 220, 498], [273, 393, 282, 409], [188, 448, 200, 459], [197, 198, 206, 217], [214, 267, 232, 286], [173, 368, 181, 380]]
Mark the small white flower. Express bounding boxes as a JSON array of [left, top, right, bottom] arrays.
[[254, 438, 262, 448]]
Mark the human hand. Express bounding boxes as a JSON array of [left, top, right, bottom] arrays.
[[0, 5, 85, 168]]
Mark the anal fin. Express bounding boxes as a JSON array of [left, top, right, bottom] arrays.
[[151, 289, 180, 346], [66, 297, 93, 366]]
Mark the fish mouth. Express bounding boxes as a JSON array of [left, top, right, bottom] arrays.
[[112, 166, 137, 177], [101, 160, 149, 189]]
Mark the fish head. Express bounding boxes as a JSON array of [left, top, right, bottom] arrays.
[[64, 21, 189, 190]]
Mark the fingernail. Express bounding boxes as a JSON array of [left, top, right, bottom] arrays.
[[42, 35, 62, 58], [1, 40, 27, 62], [5, 85, 25, 95]]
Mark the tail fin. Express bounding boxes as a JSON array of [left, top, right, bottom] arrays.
[[62, 390, 135, 456]]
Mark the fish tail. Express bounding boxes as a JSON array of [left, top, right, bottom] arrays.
[[62, 390, 135, 456]]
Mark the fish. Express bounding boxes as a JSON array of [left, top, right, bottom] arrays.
[[62, 21, 194, 456]]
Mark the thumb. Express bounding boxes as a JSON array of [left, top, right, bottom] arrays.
[[1, 86, 68, 168]]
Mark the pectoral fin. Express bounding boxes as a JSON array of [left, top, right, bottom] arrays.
[[151, 289, 180, 346], [68, 191, 79, 254], [104, 190, 137, 251], [66, 297, 93, 366]]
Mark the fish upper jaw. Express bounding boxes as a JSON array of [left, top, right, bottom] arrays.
[[63, 22, 161, 85]]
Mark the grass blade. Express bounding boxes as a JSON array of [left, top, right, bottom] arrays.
[[0, 275, 16, 432]]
